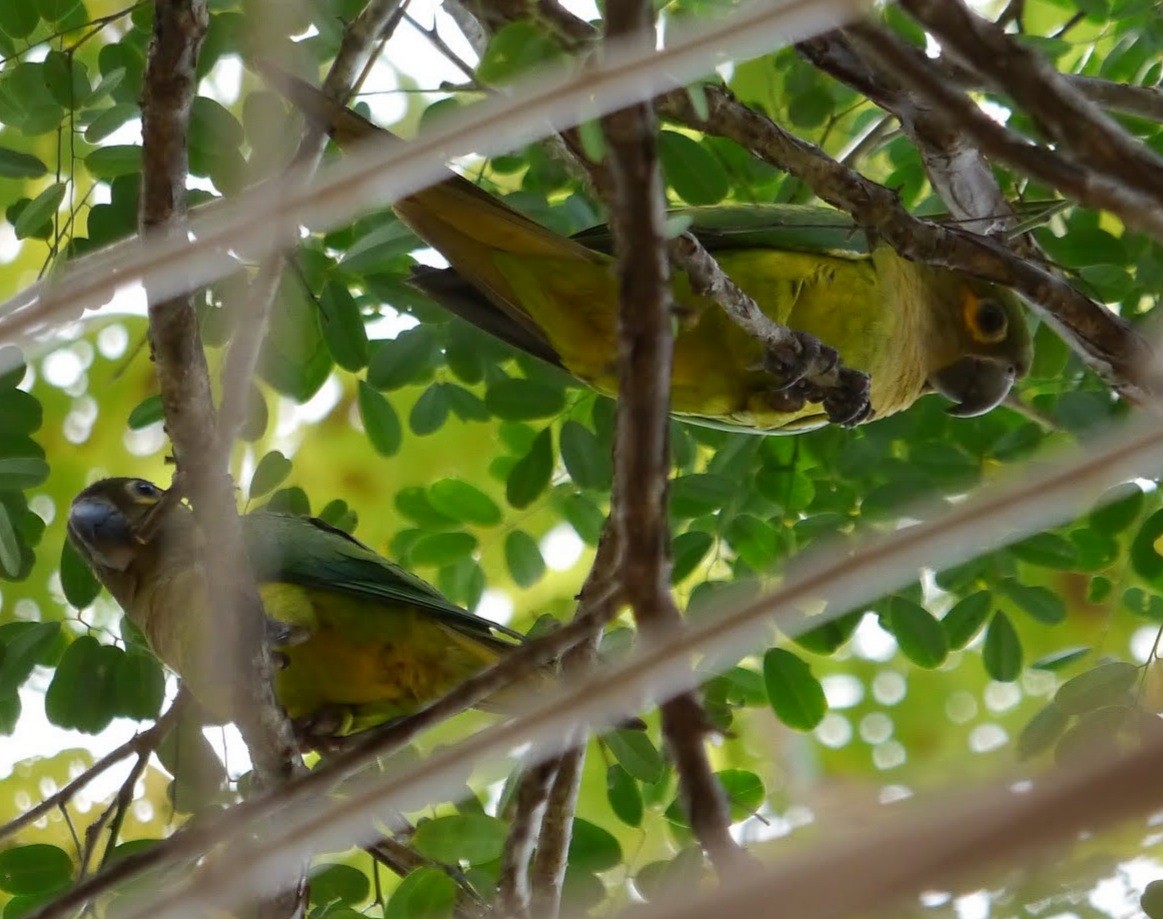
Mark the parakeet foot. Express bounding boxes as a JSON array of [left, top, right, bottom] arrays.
[[759, 331, 873, 428]]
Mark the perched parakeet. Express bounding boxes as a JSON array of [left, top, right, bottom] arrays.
[[67, 478, 545, 744], [263, 68, 1032, 433]]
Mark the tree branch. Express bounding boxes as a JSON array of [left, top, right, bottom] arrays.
[[838, 21, 1163, 242], [600, 0, 741, 875], [898, 0, 1163, 209], [138, 1, 306, 914], [498, 759, 557, 919], [0, 694, 185, 846]]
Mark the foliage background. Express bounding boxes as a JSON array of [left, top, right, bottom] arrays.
[[1, 0, 1162, 916]]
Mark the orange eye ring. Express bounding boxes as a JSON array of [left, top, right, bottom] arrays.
[[962, 290, 1009, 345]]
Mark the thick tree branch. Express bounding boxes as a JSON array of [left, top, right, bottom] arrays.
[[899, 0, 1163, 209], [839, 22, 1163, 242], [600, 0, 741, 874], [799, 31, 1020, 240], [140, 0, 302, 790]]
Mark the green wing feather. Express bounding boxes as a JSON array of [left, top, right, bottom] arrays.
[[570, 204, 872, 259], [241, 513, 523, 649]]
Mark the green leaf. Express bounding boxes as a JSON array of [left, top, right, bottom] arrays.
[[249, 450, 292, 500], [983, 612, 1022, 682], [38, 0, 82, 25], [670, 530, 713, 584], [1008, 532, 1078, 569], [476, 20, 563, 84], [0, 845, 72, 895], [762, 648, 826, 730], [606, 764, 643, 827], [0, 3, 38, 39], [60, 539, 100, 608], [358, 381, 402, 457], [1144, 880, 1163, 919], [724, 514, 780, 570], [383, 867, 456, 919], [568, 818, 622, 873], [0, 622, 62, 695], [717, 769, 765, 820], [559, 492, 605, 545], [1017, 702, 1069, 760], [84, 103, 138, 143], [886, 596, 948, 669], [998, 579, 1066, 624], [0, 456, 49, 490], [605, 728, 664, 783], [412, 815, 507, 865], [395, 486, 456, 528], [1131, 509, 1163, 585], [559, 421, 611, 490], [13, 182, 65, 239], [504, 530, 545, 588], [127, 394, 164, 429], [0, 147, 47, 179], [115, 649, 165, 720], [942, 590, 992, 650], [87, 146, 143, 178], [1054, 661, 1138, 715], [409, 532, 478, 567], [410, 384, 450, 436], [428, 479, 502, 526], [317, 280, 370, 371], [367, 327, 438, 390], [0, 693, 19, 735], [793, 610, 861, 655], [658, 131, 729, 205], [159, 714, 228, 813], [669, 474, 734, 518], [309, 863, 370, 907], [1031, 647, 1090, 671], [0, 503, 20, 578], [506, 427, 553, 509], [1091, 483, 1145, 534], [485, 378, 565, 421], [44, 637, 119, 734]]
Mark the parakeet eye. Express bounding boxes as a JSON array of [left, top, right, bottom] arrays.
[[963, 292, 1009, 344], [128, 480, 162, 503]]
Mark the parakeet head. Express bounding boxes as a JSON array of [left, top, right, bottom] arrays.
[[925, 278, 1032, 417], [67, 477, 173, 575]]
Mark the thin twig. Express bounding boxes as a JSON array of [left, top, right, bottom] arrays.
[[498, 759, 558, 918], [527, 528, 621, 919], [0, 697, 184, 845]]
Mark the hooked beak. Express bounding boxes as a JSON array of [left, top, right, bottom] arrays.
[[930, 356, 1018, 418], [67, 498, 137, 571]]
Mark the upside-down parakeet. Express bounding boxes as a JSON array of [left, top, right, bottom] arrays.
[[67, 478, 544, 743], [263, 68, 1032, 432]]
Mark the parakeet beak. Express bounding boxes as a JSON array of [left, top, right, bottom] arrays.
[[68, 498, 137, 572], [930, 356, 1018, 418]]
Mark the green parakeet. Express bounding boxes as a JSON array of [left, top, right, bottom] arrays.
[[265, 68, 1032, 431], [67, 478, 546, 744]]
